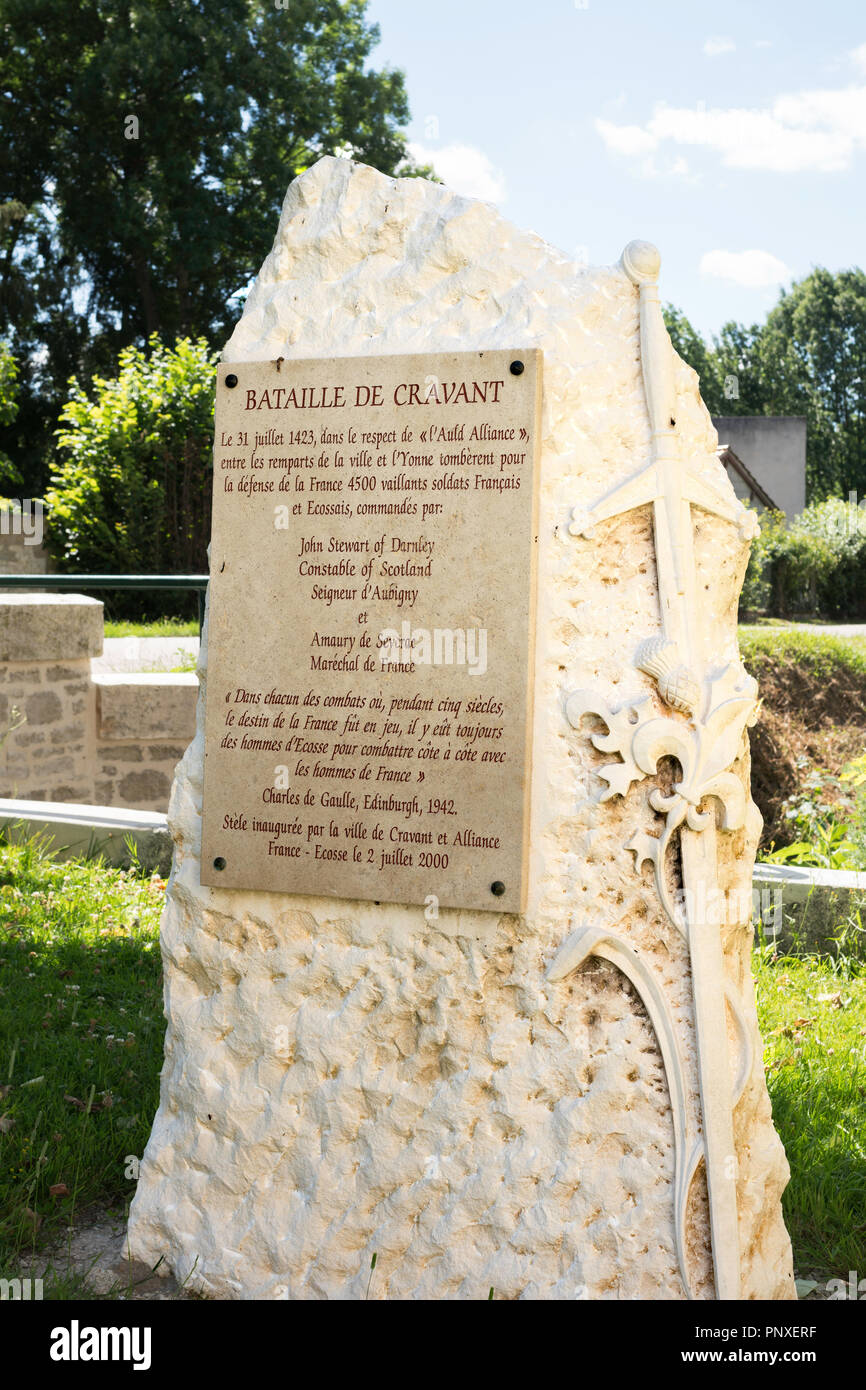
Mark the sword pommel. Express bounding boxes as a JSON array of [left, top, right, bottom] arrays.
[[621, 239, 661, 286]]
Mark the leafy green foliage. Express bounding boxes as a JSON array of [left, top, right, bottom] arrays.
[[761, 763, 863, 871], [763, 269, 866, 499], [742, 498, 866, 619], [45, 337, 218, 611], [739, 624, 866, 682], [0, 342, 19, 430], [0, 0, 426, 494], [0, 341, 21, 489], [759, 754, 866, 872], [103, 618, 199, 639]]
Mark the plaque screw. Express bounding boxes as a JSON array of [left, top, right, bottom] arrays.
[[491, 881, 506, 897], [509, 361, 524, 376], [213, 857, 227, 872], [225, 374, 238, 389]]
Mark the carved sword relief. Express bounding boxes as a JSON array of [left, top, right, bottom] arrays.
[[553, 241, 761, 1300]]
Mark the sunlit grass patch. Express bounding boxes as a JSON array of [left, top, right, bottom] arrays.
[[753, 947, 866, 1281], [0, 834, 165, 1274], [2, 831, 864, 1295], [103, 618, 198, 639]]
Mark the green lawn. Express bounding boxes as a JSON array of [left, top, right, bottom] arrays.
[[752, 946, 866, 1280], [103, 618, 199, 639], [738, 623, 866, 675], [0, 837, 165, 1277], [1, 835, 864, 1294]]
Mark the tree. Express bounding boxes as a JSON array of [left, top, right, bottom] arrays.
[[0, 339, 21, 489], [0, 0, 426, 492], [711, 321, 775, 417], [665, 268, 866, 500], [663, 304, 723, 410], [759, 268, 866, 498]]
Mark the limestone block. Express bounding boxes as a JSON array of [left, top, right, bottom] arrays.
[[0, 798, 173, 874], [95, 674, 199, 741], [115, 768, 172, 807], [128, 158, 794, 1301], [0, 594, 103, 662]]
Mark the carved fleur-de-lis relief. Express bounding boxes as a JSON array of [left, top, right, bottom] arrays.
[[555, 241, 763, 1301], [566, 654, 759, 932]]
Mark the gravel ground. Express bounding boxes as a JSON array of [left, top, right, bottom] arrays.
[[22, 1204, 193, 1300]]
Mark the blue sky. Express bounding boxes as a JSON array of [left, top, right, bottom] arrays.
[[365, 0, 865, 338]]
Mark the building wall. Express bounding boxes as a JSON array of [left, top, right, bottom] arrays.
[[712, 416, 807, 520], [721, 461, 761, 511]]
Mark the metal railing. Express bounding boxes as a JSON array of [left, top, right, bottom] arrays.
[[0, 574, 210, 633]]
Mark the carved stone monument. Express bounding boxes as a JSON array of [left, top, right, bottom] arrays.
[[128, 157, 795, 1300]]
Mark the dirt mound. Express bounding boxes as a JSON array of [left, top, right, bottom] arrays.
[[744, 644, 866, 847]]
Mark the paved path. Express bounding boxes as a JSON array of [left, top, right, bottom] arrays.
[[790, 624, 866, 637], [742, 623, 866, 638], [91, 636, 200, 674]]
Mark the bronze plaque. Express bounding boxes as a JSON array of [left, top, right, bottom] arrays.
[[200, 349, 542, 912]]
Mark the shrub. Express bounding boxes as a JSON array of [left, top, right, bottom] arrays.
[[740, 509, 784, 613], [45, 336, 218, 616], [743, 498, 866, 620]]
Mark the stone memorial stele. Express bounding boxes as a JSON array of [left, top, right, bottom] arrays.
[[128, 157, 795, 1301]]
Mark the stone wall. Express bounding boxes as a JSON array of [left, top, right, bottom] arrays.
[[0, 595, 101, 802], [94, 675, 195, 809], [0, 595, 196, 811]]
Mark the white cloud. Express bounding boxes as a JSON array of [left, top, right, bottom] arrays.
[[850, 43, 866, 74], [699, 249, 791, 288], [407, 142, 507, 202], [595, 83, 866, 173], [704, 36, 736, 57], [594, 119, 657, 157], [594, 119, 695, 180]]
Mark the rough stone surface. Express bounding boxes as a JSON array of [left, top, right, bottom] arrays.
[[127, 157, 794, 1301], [0, 594, 103, 662], [95, 674, 199, 741]]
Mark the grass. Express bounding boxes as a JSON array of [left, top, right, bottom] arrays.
[[169, 652, 198, 674], [103, 618, 198, 639], [738, 624, 866, 679], [752, 945, 866, 1281], [0, 835, 165, 1286], [1, 833, 864, 1295]]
